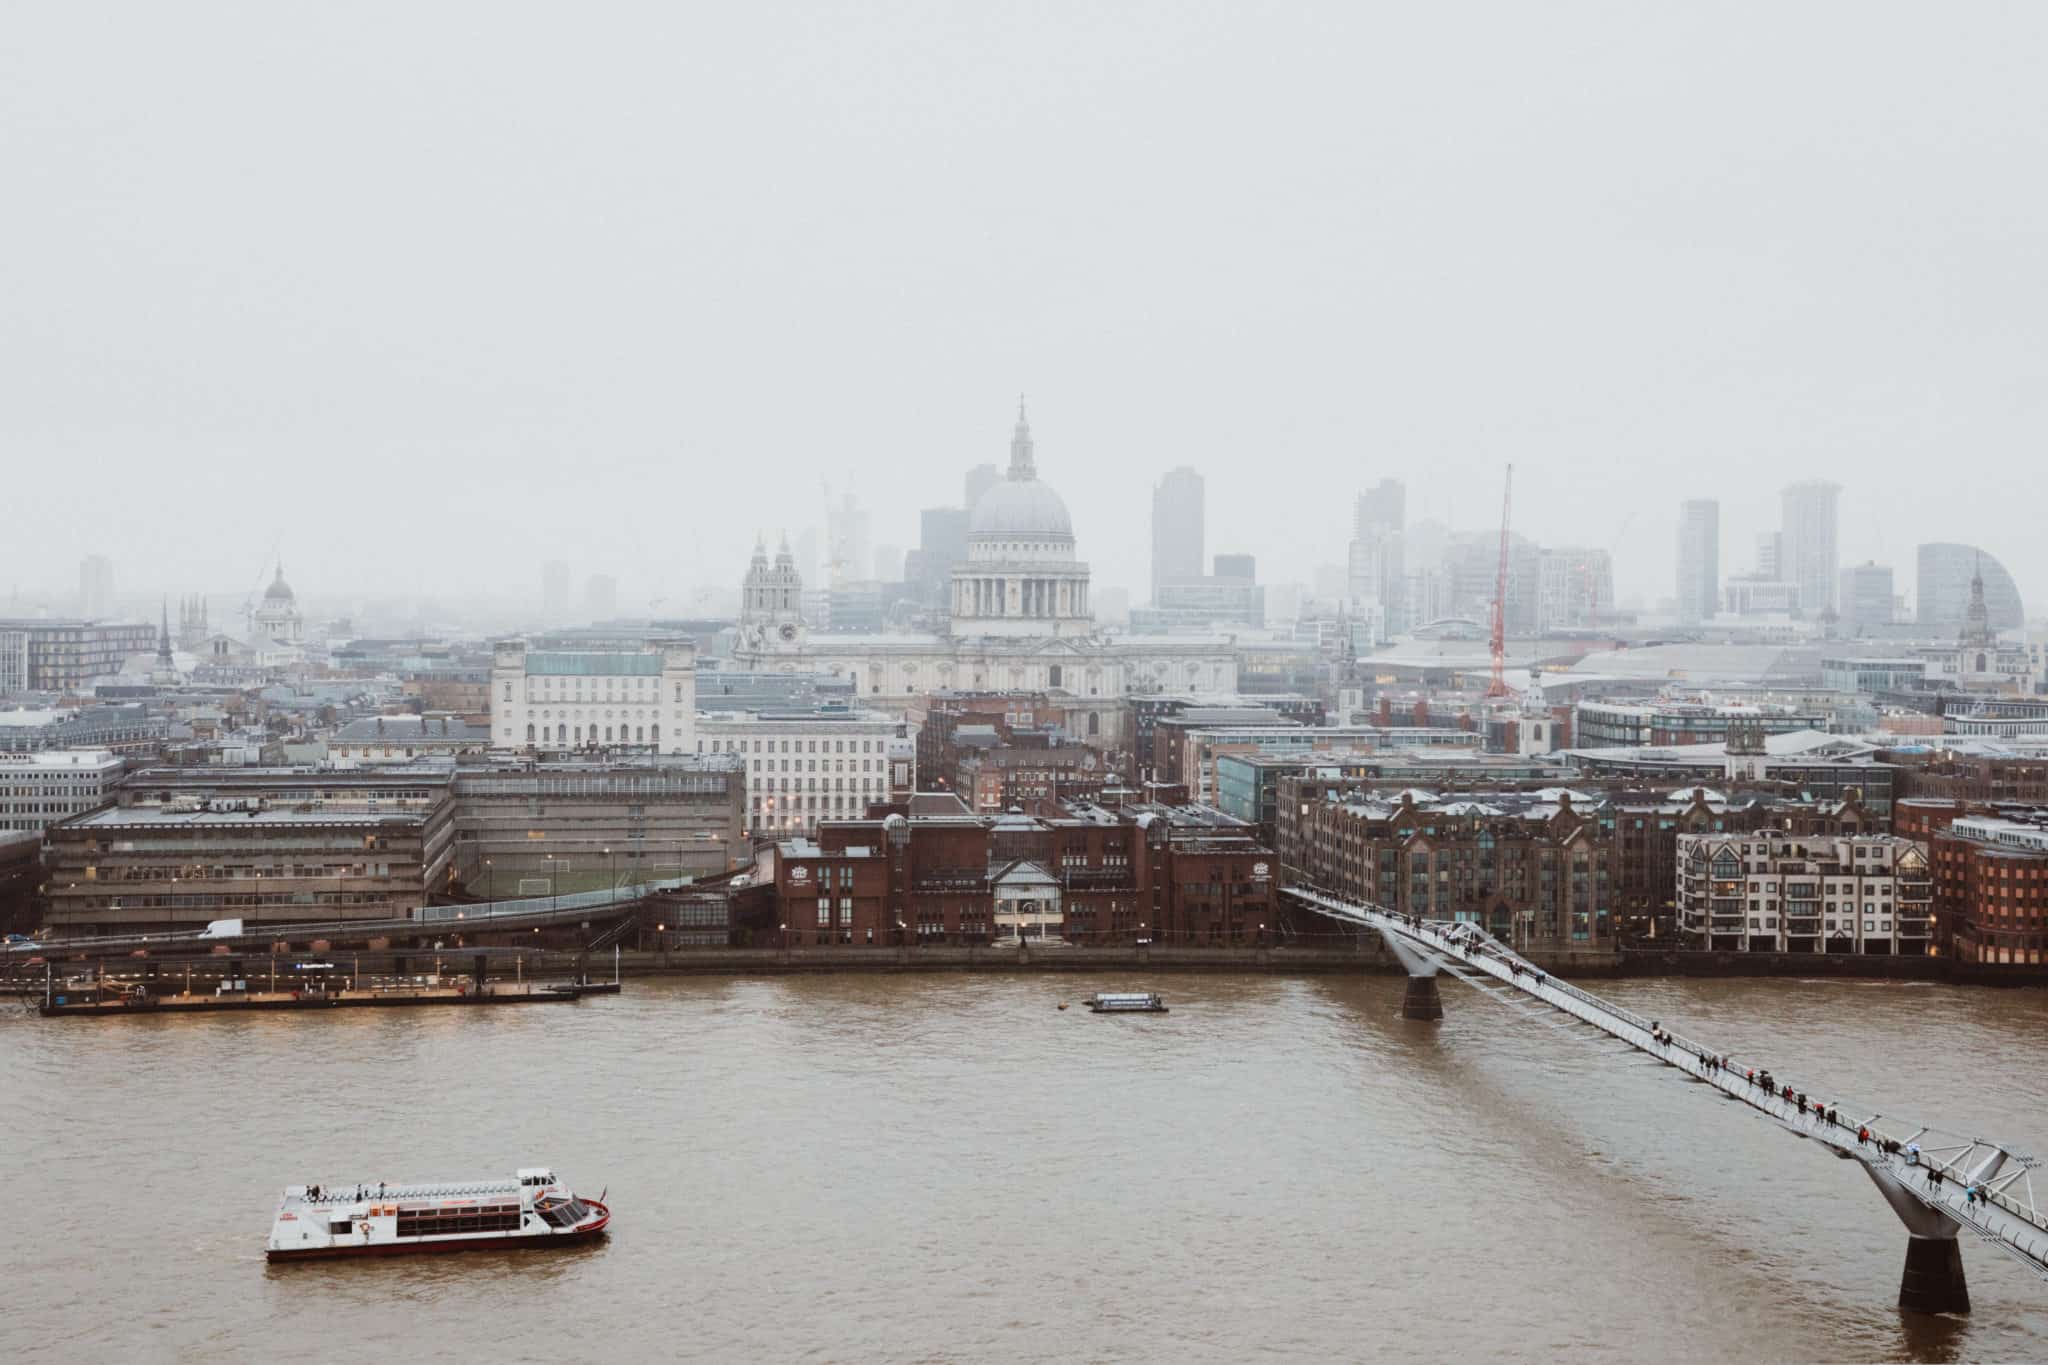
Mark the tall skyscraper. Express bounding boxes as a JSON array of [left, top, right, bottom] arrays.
[[1150, 467, 1205, 603], [964, 463, 1000, 512], [78, 555, 114, 619], [1352, 480, 1405, 539], [1676, 499, 1719, 626], [542, 560, 570, 623], [1780, 480, 1842, 617], [1917, 544, 2025, 632], [1839, 561, 1895, 631], [1754, 532, 1782, 580], [1350, 479, 1407, 632]]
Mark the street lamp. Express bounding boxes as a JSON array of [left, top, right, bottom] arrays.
[[604, 846, 614, 902], [546, 854, 557, 911], [484, 857, 493, 901]]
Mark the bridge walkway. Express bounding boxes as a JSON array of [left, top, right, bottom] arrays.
[[1286, 885, 2048, 1310]]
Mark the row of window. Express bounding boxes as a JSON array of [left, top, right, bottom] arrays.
[[703, 737, 889, 755]]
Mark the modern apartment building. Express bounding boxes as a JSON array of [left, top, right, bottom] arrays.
[[1675, 831, 1931, 954]]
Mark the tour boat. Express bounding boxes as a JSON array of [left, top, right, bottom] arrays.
[[266, 1167, 609, 1261], [1088, 992, 1168, 1014]]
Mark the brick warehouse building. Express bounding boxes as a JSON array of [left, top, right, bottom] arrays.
[[745, 798, 1276, 947], [1279, 784, 1615, 955], [1932, 813, 2048, 968]]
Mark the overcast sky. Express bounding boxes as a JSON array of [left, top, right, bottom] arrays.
[[5, 3, 2045, 617]]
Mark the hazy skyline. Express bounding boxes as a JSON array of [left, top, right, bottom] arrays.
[[7, 4, 2047, 613]]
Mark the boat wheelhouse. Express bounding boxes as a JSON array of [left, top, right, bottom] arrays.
[[266, 1167, 608, 1261]]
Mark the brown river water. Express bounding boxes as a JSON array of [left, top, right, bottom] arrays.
[[6, 973, 2048, 1363]]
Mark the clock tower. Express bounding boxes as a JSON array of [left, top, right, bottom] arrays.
[[741, 533, 808, 654]]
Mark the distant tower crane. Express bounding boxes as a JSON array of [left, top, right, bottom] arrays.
[[1488, 464, 1514, 699]]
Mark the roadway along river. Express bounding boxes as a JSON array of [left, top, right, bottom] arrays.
[[6, 974, 2048, 1362]]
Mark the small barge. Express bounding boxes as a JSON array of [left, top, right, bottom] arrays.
[[267, 1167, 609, 1262], [1088, 992, 1168, 1014]]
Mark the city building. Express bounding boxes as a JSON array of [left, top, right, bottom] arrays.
[[329, 715, 494, 766], [1150, 466, 1205, 604], [696, 708, 914, 836], [1821, 658, 1927, 695], [1353, 480, 1405, 541], [1537, 547, 1613, 631], [1839, 562, 1895, 631], [1676, 499, 1719, 627], [1933, 814, 2048, 967], [542, 561, 571, 623], [905, 505, 971, 608], [1780, 480, 1841, 617], [43, 767, 457, 933], [730, 408, 1238, 718], [1132, 559, 1265, 633], [916, 690, 1120, 782], [0, 620, 157, 691], [0, 703, 165, 755], [79, 555, 115, 619], [1564, 729, 1894, 815], [249, 565, 304, 645], [449, 755, 745, 896], [1571, 701, 1827, 750], [1676, 831, 1931, 954], [490, 638, 697, 754], [1917, 544, 2023, 633], [1916, 566, 2031, 693], [1282, 786, 1616, 957], [1723, 578, 1802, 618], [753, 798, 1278, 947], [0, 748, 122, 833]]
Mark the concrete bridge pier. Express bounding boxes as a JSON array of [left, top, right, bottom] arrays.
[[1377, 928, 1446, 1021], [1864, 1163, 1970, 1314], [1401, 972, 1444, 1021]]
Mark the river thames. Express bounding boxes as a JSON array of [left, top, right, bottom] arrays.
[[6, 973, 2048, 1362]]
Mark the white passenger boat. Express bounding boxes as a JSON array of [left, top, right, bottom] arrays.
[[266, 1167, 609, 1262], [1088, 992, 1168, 1013]]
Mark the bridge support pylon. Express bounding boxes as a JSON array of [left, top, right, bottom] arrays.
[[1401, 973, 1443, 1021], [1899, 1235, 1970, 1315], [1865, 1163, 1970, 1314]]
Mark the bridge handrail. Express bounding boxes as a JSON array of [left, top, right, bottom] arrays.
[[1284, 883, 2048, 1277]]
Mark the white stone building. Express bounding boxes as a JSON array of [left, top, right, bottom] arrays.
[[0, 748, 122, 833], [696, 711, 914, 837], [490, 639, 697, 754], [730, 407, 1239, 735], [1676, 831, 1932, 954]]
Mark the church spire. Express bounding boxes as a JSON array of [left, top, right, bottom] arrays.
[[1961, 553, 1992, 647], [1008, 396, 1036, 480], [157, 596, 174, 666]]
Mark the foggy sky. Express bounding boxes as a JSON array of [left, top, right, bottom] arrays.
[[6, 3, 2047, 617]]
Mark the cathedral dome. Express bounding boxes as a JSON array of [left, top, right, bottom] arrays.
[[967, 402, 1074, 541], [969, 477, 1073, 539], [263, 567, 295, 604]]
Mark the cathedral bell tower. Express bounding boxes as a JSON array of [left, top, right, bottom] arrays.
[[741, 533, 808, 653]]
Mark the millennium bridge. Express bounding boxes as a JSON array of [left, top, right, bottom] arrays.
[[1287, 885, 2048, 1316]]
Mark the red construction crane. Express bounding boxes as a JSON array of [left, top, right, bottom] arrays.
[[1487, 463, 1514, 699]]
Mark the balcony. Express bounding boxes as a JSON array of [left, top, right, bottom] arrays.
[[1898, 917, 1932, 937]]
